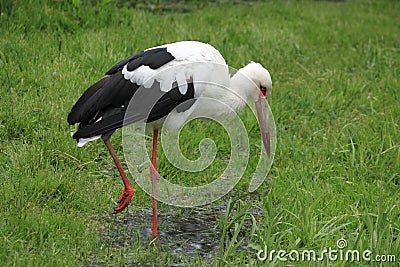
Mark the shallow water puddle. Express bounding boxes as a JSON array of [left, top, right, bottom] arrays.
[[99, 207, 222, 259]]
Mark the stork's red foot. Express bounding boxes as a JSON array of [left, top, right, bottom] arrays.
[[112, 187, 134, 214]]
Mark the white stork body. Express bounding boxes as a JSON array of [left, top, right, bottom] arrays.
[[68, 41, 272, 241]]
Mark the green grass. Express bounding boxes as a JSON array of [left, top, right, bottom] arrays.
[[1, 0, 399, 266]]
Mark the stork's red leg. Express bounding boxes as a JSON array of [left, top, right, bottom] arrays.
[[150, 129, 159, 240], [104, 139, 134, 214]]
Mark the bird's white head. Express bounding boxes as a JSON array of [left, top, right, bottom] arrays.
[[239, 61, 272, 101], [231, 61, 273, 157]]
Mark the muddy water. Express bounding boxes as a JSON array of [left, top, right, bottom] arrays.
[[99, 207, 222, 260]]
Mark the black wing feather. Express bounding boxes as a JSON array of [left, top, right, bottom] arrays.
[[105, 47, 172, 75], [71, 81, 195, 140], [105, 51, 145, 75], [68, 46, 196, 142], [67, 76, 111, 124]]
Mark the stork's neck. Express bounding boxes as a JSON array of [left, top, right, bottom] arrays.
[[227, 68, 255, 113]]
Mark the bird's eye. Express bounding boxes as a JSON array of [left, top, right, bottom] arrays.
[[260, 86, 267, 92]]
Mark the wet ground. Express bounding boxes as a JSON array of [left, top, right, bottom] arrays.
[[93, 192, 266, 265], [99, 207, 223, 260]]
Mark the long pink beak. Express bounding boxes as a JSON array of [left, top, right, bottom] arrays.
[[255, 93, 271, 158]]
